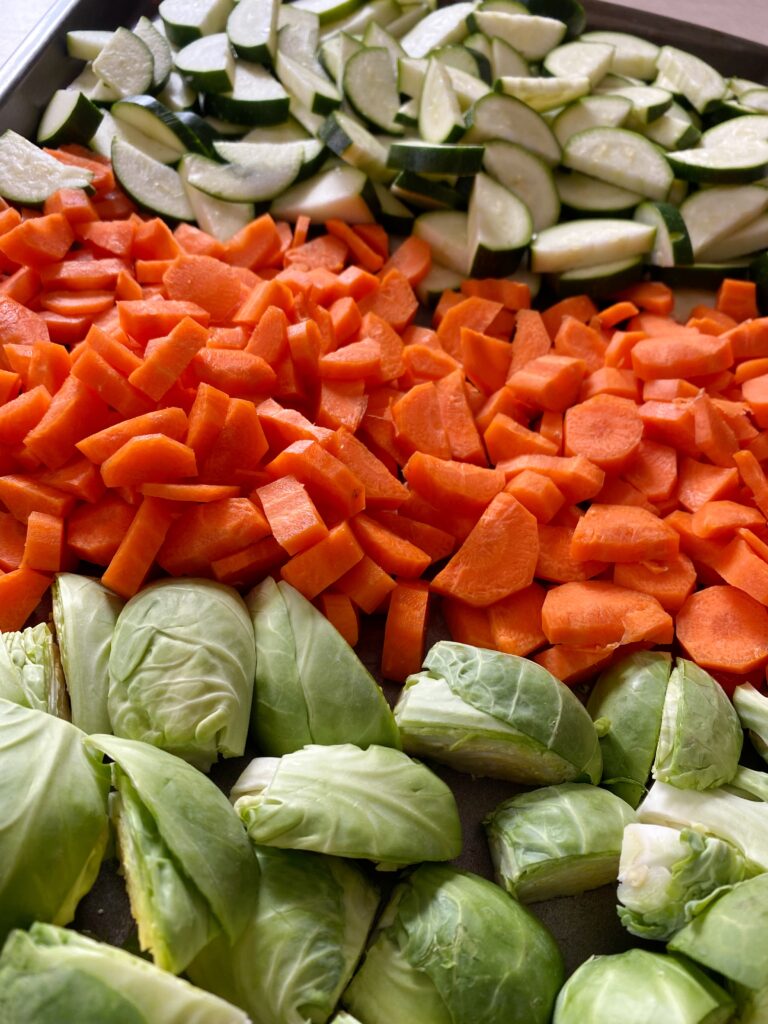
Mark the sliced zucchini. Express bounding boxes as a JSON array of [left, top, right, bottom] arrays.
[[111, 96, 191, 157], [416, 260, 466, 305], [742, 89, 768, 115], [432, 43, 490, 83], [563, 126, 674, 202], [175, 33, 235, 93], [398, 57, 490, 109], [371, 181, 414, 233], [395, 97, 419, 127], [634, 200, 693, 266], [270, 164, 376, 222], [157, 72, 199, 112], [680, 185, 768, 259], [390, 170, 466, 210], [667, 143, 768, 185], [176, 111, 221, 158], [158, 0, 234, 47], [241, 118, 310, 143], [385, 3, 431, 40], [699, 213, 768, 262], [227, 0, 279, 64], [319, 110, 394, 183], [89, 79, 122, 105], [181, 148, 302, 202], [467, 12, 566, 61], [637, 103, 701, 152], [319, 32, 363, 87], [277, 4, 322, 69], [319, 0, 401, 41], [0, 130, 93, 204], [363, 21, 406, 62], [580, 30, 659, 80], [549, 256, 644, 298], [495, 74, 590, 113], [205, 116, 250, 137], [276, 51, 341, 115], [290, 96, 327, 136], [483, 140, 560, 230], [293, 0, 364, 24], [133, 16, 173, 90], [66, 29, 112, 61], [552, 94, 631, 148], [387, 140, 484, 176], [204, 61, 290, 124], [400, 3, 475, 58], [92, 28, 154, 98], [90, 110, 183, 164], [468, 172, 532, 276], [343, 47, 403, 134], [478, 0, 528, 13], [490, 37, 530, 79], [701, 115, 768, 150], [419, 59, 465, 144], [600, 85, 673, 125], [658, 262, 752, 290], [111, 137, 194, 220], [543, 40, 614, 88], [730, 77, 767, 99], [180, 173, 255, 241], [516, 0, 586, 38], [465, 92, 560, 166], [37, 90, 103, 147], [413, 209, 470, 274], [214, 137, 317, 172], [555, 170, 642, 214], [655, 45, 726, 114], [530, 217, 655, 273]]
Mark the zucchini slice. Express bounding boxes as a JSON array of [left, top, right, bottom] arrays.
[[319, 110, 394, 183], [204, 61, 290, 124], [111, 137, 194, 221], [543, 40, 614, 88], [174, 33, 236, 93], [158, 0, 234, 47], [387, 140, 485, 176], [680, 185, 768, 260], [580, 30, 659, 80], [483, 140, 560, 231], [465, 92, 560, 166], [37, 90, 103, 147], [227, 0, 280, 63], [530, 218, 655, 273], [343, 47, 403, 134], [400, 3, 475, 58], [413, 209, 470, 275], [182, 147, 303, 202], [552, 94, 631, 149], [271, 164, 376, 222], [467, 172, 532, 276], [418, 59, 465, 144], [133, 16, 173, 90], [556, 171, 642, 214], [634, 200, 693, 266], [563, 126, 674, 202], [0, 130, 93, 204], [92, 28, 154, 98]]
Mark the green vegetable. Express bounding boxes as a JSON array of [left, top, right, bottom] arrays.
[[0, 700, 110, 944], [342, 864, 564, 1024], [733, 682, 768, 763], [485, 783, 636, 902], [232, 743, 462, 869], [394, 641, 602, 784], [0, 923, 250, 1023], [87, 734, 259, 975], [587, 650, 671, 807], [0, 623, 67, 718], [247, 578, 399, 755], [107, 578, 255, 771], [52, 573, 124, 733], [617, 823, 748, 940], [553, 949, 735, 1023], [189, 847, 379, 1023], [652, 659, 742, 790], [724, 765, 768, 801]]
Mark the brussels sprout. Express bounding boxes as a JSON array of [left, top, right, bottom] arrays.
[[0, 700, 110, 944], [88, 734, 259, 975], [342, 864, 564, 1024], [485, 783, 636, 902], [189, 847, 379, 1024], [638, 780, 768, 872], [52, 573, 123, 733], [0, 923, 250, 1023], [553, 949, 734, 1024], [0, 622, 68, 718], [232, 744, 462, 869], [394, 641, 602, 784], [652, 659, 742, 791], [108, 578, 255, 771], [247, 578, 399, 755], [669, 874, 768, 990], [733, 683, 768, 763], [587, 651, 671, 807], [617, 823, 749, 941]]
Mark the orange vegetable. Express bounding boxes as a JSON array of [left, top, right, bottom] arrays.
[[381, 580, 430, 682], [0, 568, 52, 631], [542, 580, 673, 647], [564, 393, 643, 472], [613, 553, 696, 614], [571, 503, 680, 563], [100, 434, 197, 488], [101, 496, 176, 598], [21, 510, 66, 572], [335, 554, 396, 614], [350, 512, 431, 578], [676, 585, 768, 674], [317, 591, 359, 647], [257, 475, 328, 555], [281, 521, 364, 600], [488, 583, 546, 656], [157, 497, 269, 576]]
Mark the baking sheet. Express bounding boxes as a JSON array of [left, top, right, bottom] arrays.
[[1, 0, 766, 979]]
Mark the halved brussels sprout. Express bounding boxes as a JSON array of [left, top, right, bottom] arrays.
[[734, 683, 768, 763], [247, 578, 400, 755], [0, 622, 68, 718], [189, 847, 379, 1024], [0, 923, 250, 1023], [232, 744, 462, 869], [485, 783, 636, 902], [52, 573, 123, 732], [108, 578, 255, 771], [553, 949, 734, 1024], [342, 864, 564, 1024], [587, 651, 671, 807], [0, 700, 110, 944], [394, 641, 602, 784], [652, 659, 742, 791], [617, 823, 749, 941], [87, 734, 259, 975]]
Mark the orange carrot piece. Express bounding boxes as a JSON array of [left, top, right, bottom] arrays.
[[0, 510, 26, 570], [101, 496, 176, 599], [435, 295, 503, 359], [281, 521, 364, 600], [315, 379, 367, 432], [37, 455, 104, 504], [504, 469, 564, 523], [631, 331, 734, 380], [534, 645, 616, 686], [535, 523, 606, 583], [236, 280, 293, 327], [563, 394, 643, 473], [319, 337, 381, 379], [597, 300, 639, 328], [642, 379, 698, 401], [434, 369, 486, 466], [360, 311, 405, 381], [461, 278, 531, 310], [734, 449, 768, 518], [639, 400, 698, 457], [131, 216, 180, 260], [391, 381, 451, 460], [442, 598, 494, 648], [257, 475, 328, 555], [100, 434, 197, 488], [256, 397, 332, 451], [325, 426, 408, 510], [498, 453, 604, 503], [622, 439, 678, 502], [174, 221, 226, 260], [691, 499, 764, 539], [117, 299, 210, 345], [0, 294, 50, 345], [266, 439, 365, 521], [71, 347, 153, 419], [66, 493, 136, 565], [198, 397, 268, 484], [290, 215, 310, 249], [0, 213, 74, 267], [211, 535, 286, 588], [162, 253, 243, 321], [128, 316, 208, 401], [571, 503, 679, 562], [554, 316, 607, 374], [507, 308, 552, 375], [711, 536, 768, 604], [335, 553, 396, 613], [357, 268, 418, 331], [190, 346, 276, 396], [0, 384, 51, 444], [604, 329, 646, 369], [401, 344, 460, 384], [284, 234, 348, 272], [381, 580, 430, 682], [506, 353, 586, 412], [40, 256, 126, 291], [0, 369, 21, 406], [542, 580, 673, 647], [329, 295, 362, 345], [77, 407, 188, 464], [0, 474, 75, 522], [381, 235, 431, 286], [580, 366, 639, 402], [619, 281, 674, 315], [40, 289, 114, 318], [541, 295, 598, 340], [742, 373, 768, 428], [318, 591, 359, 647], [350, 512, 431, 578], [484, 413, 557, 463], [326, 219, 383, 272], [285, 319, 321, 382], [613, 552, 696, 614], [82, 324, 142, 378], [431, 492, 538, 607], [157, 497, 269, 576], [676, 585, 768, 673], [725, 319, 768, 360], [717, 278, 758, 322], [488, 582, 547, 657], [372, 510, 455, 563], [138, 483, 239, 502], [0, 568, 52, 631], [460, 326, 512, 394], [77, 219, 135, 259], [21, 510, 65, 572], [403, 451, 505, 518], [337, 264, 379, 302], [692, 392, 738, 467]]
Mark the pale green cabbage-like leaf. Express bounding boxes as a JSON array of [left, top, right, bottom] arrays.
[[52, 573, 123, 732], [232, 744, 462, 869], [553, 949, 734, 1024], [108, 579, 255, 771], [330, 1015, 364, 1023], [485, 783, 636, 902], [399, 641, 601, 784], [0, 700, 110, 944], [247, 579, 399, 755], [638, 780, 768, 872], [731, 981, 768, 1024], [617, 823, 748, 941], [0, 623, 68, 718], [189, 847, 379, 1024], [652, 659, 742, 791], [587, 651, 671, 807], [724, 765, 768, 801], [0, 923, 250, 1024], [733, 683, 768, 764], [669, 874, 768, 990], [343, 864, 564, 1024], [87, 734, 259, 972]]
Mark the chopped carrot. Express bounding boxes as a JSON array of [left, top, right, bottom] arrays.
[[157, 497, 269, 576], [257, 475, 328, 555], [534, 645, 616, 686], [350, 512, 431, 578], [676, 585, 768, 674], [541, 295, 598, 340], [488, 582, 546, 657], [335, 554, 396, 614], [325, 427, 407, 510], [77, 407, 188, 463], [381, 235, 431, 286], [318, 591, 359, 647], [381, 580, 430, 683], [100, 434, 197, 488], [0, 213, 74, 267], [21, 510, 66, 572], [435, 369, 486, 465], [571, 503, 679, 562], [266, 439, 364, 522], [542, 580, 673, 647], [281, 521, 364, 600], [403, 451, 504, 518], [0, 568, 52, 631], [101, 496, 176, 599], [716, 278, 759, 323], [0, 511, 26, 570], [163, 253, 243, 322], [505, 469, 564, 523]]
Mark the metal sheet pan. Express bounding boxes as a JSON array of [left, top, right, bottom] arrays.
[[1, 0, 766, 981]]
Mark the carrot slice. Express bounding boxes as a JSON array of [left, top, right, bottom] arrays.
[[571, 504, 680, 562], [350, 512, 431, 578], [21, 510, 66, 572], [266, 439, 365, 521], [506, 354, 586, 412], [318, 591, 360, 647], [613, 553, 697, 614], [534, 645, 615, 686], [676, 585, 768, 673], [0, 568, 52, 631], [536, 523, 606, 583], [101, 496, 176, 599], [257, 475, 328, 555], [381, 580, 430, 683], [163, 253, 243, 321], [77, 407, 188, 464], [157, 497, 269, 576], [335, 554, 396, 614], [0, 474, 75, 522], [0, 511, 26, 570], [691, 500, 764, 539], [542, 580, 674, 647], [0, 213, 74, 267], [0, 385, 51, 444], [564, 394, 643, 472], [403, 451, 504, 518], [505, 469, 564, 523], [100, 434, 197, 488], [281, 521, 364, 600], [325, 427, 407, 510], [488, 582, 546, 656]]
